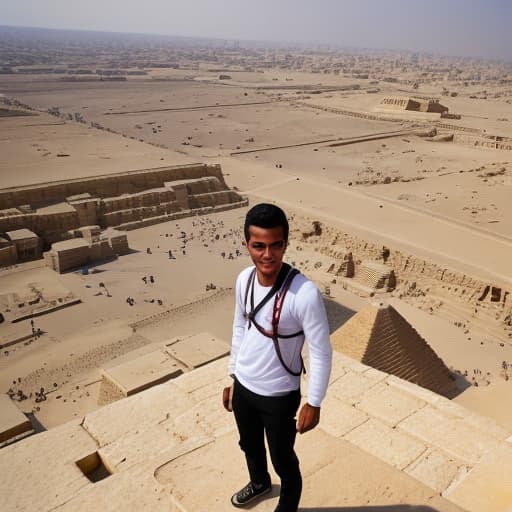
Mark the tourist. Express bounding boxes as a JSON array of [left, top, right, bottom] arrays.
[[224, 203, 332, 512]]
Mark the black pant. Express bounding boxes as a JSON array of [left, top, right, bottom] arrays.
[[232, 378, 302, 512]]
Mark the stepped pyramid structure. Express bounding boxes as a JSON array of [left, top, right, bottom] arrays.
[[331, 301, 458, 398], [354, 260, 395, 291]]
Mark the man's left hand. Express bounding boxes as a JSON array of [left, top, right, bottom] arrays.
[[297, 403, 320, 434]]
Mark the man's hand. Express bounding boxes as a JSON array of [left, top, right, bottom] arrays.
[[222, 385, 234, 412], [297, 403, 320, 434]]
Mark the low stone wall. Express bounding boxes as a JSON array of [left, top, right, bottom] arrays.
[[188, 190, 242, 209], [102, 188, 176, 213], [295, 222, 511, 340], [0, 211, 79, 238], [101, 201, 181, 227], [453, 133, 512, 150], [118, 199, 248, 231], [0, 164, 225, 209], [0, 245, 17, 267]]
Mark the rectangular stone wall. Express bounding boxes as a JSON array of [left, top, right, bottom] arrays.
[[0, 214, 32, 233], [72, 200, 99, 226], [0, 245, 17, 267], [0, 211, 79, 237], [0, 164, 225, 209], [184, 177, 223, 195], [54, 246, 89, 273], [102, 189, 175, 213], [89, 240, 113, 262], [110, 235, 129, 256], [13, 238, 42, 261], [188, 190, 242, 209]]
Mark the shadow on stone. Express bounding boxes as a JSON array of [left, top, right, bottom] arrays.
[[25, 412, 46, 433], [323, 297, 357, 333]]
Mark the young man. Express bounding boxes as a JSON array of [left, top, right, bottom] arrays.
[[223, 203, 332, 512]]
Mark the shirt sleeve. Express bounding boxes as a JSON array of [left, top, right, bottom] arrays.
[[295, 282, 332, 407], [228, 271, 247, 376]]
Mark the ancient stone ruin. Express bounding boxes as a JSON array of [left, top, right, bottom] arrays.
[[331, 301, 459, 397], [0, 163, 247, 269], [346, 260, 396, 294], [378, 96, 448, 114]]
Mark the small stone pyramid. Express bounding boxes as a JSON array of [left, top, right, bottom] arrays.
[[331, 301, 458, 397]]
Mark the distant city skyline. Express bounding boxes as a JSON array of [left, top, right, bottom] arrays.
[[1, 0, 511, 62]]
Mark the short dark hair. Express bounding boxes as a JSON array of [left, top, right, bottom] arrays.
[[244, 203, 289, 242]]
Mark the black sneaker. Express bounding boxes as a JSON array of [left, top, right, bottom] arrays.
[[231, 481, 272, 507]]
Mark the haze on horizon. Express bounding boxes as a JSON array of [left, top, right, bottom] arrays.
[[2, 0, 511, 62]]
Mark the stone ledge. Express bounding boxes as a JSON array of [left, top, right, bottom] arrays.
[[397, 405, 504, 466], [344, 417, 427, 470]]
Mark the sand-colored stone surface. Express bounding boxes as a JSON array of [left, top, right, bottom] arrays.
[[445, 443, 512, 512], [3, 352, 512, 511], [0, 393, 33, 444], [165, 332, 230, 369], [99, 346, 183, 402]]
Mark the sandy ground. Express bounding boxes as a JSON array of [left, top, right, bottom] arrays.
[[1, 67, 511, 433]]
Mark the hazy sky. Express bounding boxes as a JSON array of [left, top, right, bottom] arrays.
[[2, 0, 511, 61]]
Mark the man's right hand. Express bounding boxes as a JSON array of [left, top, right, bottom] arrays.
[[222, 385, 234, 412]]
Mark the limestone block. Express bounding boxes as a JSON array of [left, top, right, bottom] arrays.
[[433, 397, 511, 441], [299, 432, 464, 511], [332, 351, 370, 373], [100, 348, 183, 398], [386, 374, 443, 406], [405, 449, 468, 494], [361, 366, 390, 382], [98, 422, 179, 473], [0, 422, 97, 512], [398, 405, 503, 465], [329, 369, 388, 404], [319, 395, 369, 437], [170, 393, 236, 441], [83, 381, 194, 447], [56, 469, 183, 512], [344, 417, 427, 470], [165, 333, 230, 369], [0, 394, 32, 443], [444, 443, 512, 512], [172, 355, 230, 395], [0, 244, 17, 267], [154, 431, 253, 511], [356, 383, 426, 426]]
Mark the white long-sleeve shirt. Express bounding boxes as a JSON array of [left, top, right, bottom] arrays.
[[229, 265, 332, 407]]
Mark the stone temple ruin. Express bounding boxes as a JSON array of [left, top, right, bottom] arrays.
[[0, 164, 247, 270], [377, 96, 448, 115]]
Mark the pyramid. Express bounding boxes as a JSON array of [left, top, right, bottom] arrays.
[[331, 301, 458, 398]]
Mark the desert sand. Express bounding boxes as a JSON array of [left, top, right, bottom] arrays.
[[0, 29, 511, 507]]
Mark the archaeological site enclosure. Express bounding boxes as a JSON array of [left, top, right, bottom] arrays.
[[0, 163, 247, 269]]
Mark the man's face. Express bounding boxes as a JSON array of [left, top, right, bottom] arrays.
[[246, 225, 287, 286]]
